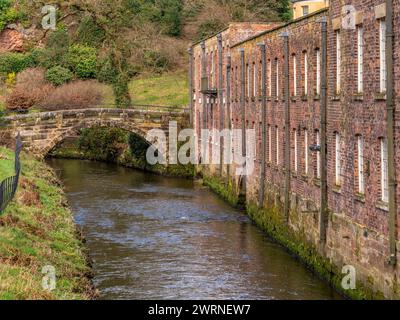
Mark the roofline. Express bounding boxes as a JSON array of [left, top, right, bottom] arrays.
[[191, 26, 229, 47], [231, 8, 328, 49], [190, 21, 282, 47]]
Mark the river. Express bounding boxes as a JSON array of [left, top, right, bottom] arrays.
[[48, 159, 341, 300]]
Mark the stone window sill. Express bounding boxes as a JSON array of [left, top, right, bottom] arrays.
[[354, 93, 364, 101], [331, 95, 341, 101], [314, 94, 320, 101], [354, 193, 365, 203], [301, 174, 309, 182], [332, 185, 342, 194], [301, 95, 308, 101], [374, 92, 387, 101], [376, 201, 389, 212], [313, 178, 321, 187], [291, 96, 297, 102]]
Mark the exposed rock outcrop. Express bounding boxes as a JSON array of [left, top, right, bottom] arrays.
[[0, 28, 24, 52]]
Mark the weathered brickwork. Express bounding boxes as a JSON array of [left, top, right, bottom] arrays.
[[191, 0, 400, 299]]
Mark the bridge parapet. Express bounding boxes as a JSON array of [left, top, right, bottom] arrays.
[[1, 108, 189, 158]]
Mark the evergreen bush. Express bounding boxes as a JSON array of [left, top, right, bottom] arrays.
[[65, 44, 98, 79], [45, 66, 73, 86]]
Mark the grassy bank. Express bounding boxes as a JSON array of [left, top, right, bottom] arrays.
[[129, 72, 188, 107], [0, 72, 188, 114], [0, 147, 94, 300]]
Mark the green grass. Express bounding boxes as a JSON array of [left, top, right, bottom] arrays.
[[0, 150, 14, 180], [0, 71, 188, 114], [129, 72, 189, 107], [0, 148, 93, 300]]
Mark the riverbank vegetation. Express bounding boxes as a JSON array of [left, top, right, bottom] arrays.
[[0, 147, 94, 300], [0, 0, 290, 112]]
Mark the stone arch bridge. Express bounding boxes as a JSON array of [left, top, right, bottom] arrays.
[[1, 107, 189, 158]]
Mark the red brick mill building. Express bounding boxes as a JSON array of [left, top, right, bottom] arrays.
[[189, 0, 400, 299]]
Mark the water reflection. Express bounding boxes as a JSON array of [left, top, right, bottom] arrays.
[[48, 159, 341, 300]]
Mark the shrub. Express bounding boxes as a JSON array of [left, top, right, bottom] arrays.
[[76, 16, 105, 47], [143, 50, 169, 73], [196, 20, 225, 41], [0, 0, 19, 31], [6, 68, 52, 111], [46, 66, 73, 86], [96, 57, 116, 84], [27, 48, 56, 69], [39, 80, 105, 111], [65, 44, 97, 79], [0, 53, 33, 75], [5, 72, 16, 88]]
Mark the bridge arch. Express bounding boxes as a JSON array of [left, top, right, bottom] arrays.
[[44, 119, 153, 157], [1, 108, 189, 159]]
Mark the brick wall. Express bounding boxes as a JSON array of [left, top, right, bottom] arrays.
[[191, 1, 400, 298]]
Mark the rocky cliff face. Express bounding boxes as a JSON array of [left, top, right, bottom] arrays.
[[0, 28, 24, 52], [0, 23, 41, 53]]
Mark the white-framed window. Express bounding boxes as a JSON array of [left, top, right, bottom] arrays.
[[357, 26, 364, 93], [357, 135, 365, 194], [268, 125, 272, 163], [247, 64, 251, 97], [335, 132, 341, 186], [276, 59, 279, 97], [381, 138, 389, 202], [304, 129, 309, 175], [268, 60, 272, 96], [276, 126, 279, 165], [336, 30, 341, 93], [294, 130, 298, 172], [304, 52, 308, 95], [379, 19, 387, 93], [316, 130, 321, 179], [253, 63, 257, 97], [293, 55, 297, 96], [316, 49, 321, 95]]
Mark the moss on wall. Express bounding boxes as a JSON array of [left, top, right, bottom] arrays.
[[48, 127, 195, 179], [199, 168, 384, 300], [202, 173, 240, 207]]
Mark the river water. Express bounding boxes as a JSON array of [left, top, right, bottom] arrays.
[[48, 159, 341, 300]]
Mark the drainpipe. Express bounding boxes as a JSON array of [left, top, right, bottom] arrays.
[[240, 48, 247, 197], [257, 42, 267, 208], [201, 41, 207, 130], [320, 17, 328, 243], [386, 0, 397, 265], [226, 55, 232, 178], [188, 47, 194, 126], [218, 34, 224, 176], [282, 32, 291, 222]]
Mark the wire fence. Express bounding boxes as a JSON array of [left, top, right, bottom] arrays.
[[0, 134, 22, 215]]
